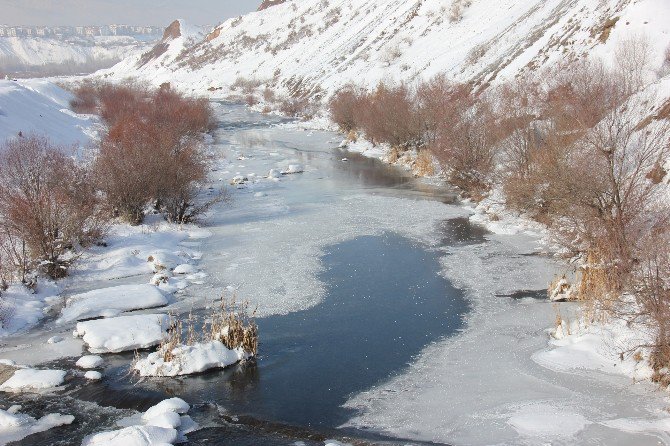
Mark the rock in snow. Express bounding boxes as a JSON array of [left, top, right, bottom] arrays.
[[82, 397, 197, 446], [76, 355, 104, 369], [0, 368, 66, 392], [134, 340, 248, 377], [75, 314, 170, 354], [58, 284, 168, 323]]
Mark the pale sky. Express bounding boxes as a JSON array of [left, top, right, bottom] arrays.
[[0, 0, 262, 27]]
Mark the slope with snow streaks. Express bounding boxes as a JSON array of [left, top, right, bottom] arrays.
[[0, 79, 97, 147], [100, 0, 669, 100]]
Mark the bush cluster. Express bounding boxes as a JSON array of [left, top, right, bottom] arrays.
[[0, 82, 215, 283]]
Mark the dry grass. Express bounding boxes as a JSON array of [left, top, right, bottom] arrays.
[[414, 149, 436, 176], [155, 295, 258, 364], [205, 296, 258, 356]]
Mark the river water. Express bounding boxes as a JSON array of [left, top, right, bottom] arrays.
[[4, 103, 668, 446]]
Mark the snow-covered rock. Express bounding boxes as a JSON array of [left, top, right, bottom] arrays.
[[75, 314, 170, 354], [82, 424, 179, 446], [75, 355, 104, 369], [47, 336, 64, 344], [84, 371, 103, 380], [134, 340, 248, 377], [142, 398, 190, 421], [82, 397, 196, 446], [0, 368, 66, 392], [173, 264, 197, 275], [267, 169, 281, 179], [58, 284, 168, 323], [281, 164, 304, 174], [0, 407, 74, 445]]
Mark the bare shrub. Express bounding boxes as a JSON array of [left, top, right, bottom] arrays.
[[245, 94, 258, 107], [614, 34, 652, 94], [278, 96, 312, 119], [69, 80, 99, 114], [0, 135, 106, 279], [94, 85, 214, 224], [420, 80, 498, 195], [357, 82, 423, 150], [262, 87, 276, 102], [328, 86, 365, 132]]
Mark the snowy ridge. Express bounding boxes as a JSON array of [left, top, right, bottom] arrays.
[[101, 0, 670, 100], [0, 35, 152, 77]]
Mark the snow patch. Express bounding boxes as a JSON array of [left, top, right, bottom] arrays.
[[134, 340, 248, 377], [75, 314, 170, 354]]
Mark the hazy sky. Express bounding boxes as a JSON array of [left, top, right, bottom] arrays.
[[0, 0, 262, 27]]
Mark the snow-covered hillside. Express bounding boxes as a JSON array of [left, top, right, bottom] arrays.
[[0, 79, 97, 146], [0, 35, 154, 78], [101, 0, 670, 100]]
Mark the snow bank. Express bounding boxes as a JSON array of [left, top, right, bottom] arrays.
[[533, 312, 655, 382], [82, 397, 197, 446], [58, 284, 168, 323], [0, 281, 61, 337], [0, 368, 66, 392], [134, 340, 248, 377], [0, 406, 74, 445], [72, 219, 207, 283], [75, 314, 170, 354]]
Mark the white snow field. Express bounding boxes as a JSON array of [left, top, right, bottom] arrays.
[[74, 314, 171, 354], [82, 397, 197, 446], [0, 406, 74, 445], [0, 78, 98, 146], [58, 284, 168, 323]]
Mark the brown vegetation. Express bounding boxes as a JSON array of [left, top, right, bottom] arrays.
[[0, 135, 106, 279], [93, 83, 215, 224]]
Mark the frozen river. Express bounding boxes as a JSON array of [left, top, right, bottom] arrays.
[[3, 103, 670, 445]]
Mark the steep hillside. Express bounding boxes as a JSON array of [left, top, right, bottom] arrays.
[[101, 0, 670, 101], [99, 20, 204, 82], [0, 35, 153, 78]]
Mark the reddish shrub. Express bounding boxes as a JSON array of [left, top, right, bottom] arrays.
[[69, 80, 99, 114], [328, 86, 365, 132], [0, 135, 106, 279], [94, 85, 214, 224], [357, 82, 422, 149]]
